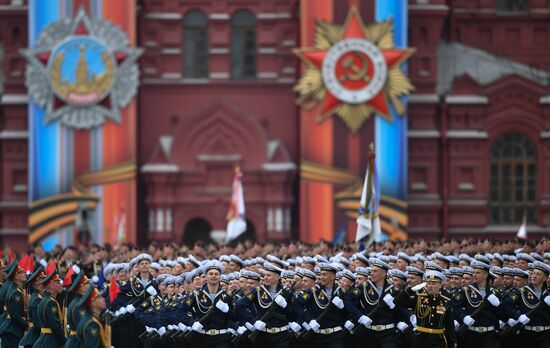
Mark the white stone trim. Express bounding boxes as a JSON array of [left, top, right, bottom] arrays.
[[258, 72, 279, 79], [209, 13, 230, 20], [181, 78, 210, 84], [408, 130, 440, 138], [197, 154, 242, 161], [408, 199, 442, 206], [448, 199, 487, 206], [209, 72, 230, 79], [0, 5, 27, 10], [539, 95, 550, 104], [540, 131, 550, 139], [282, 67, 295, 74], [445, 95, 488, 104], [13, 184, 27, 193], [257, 12, 292, 19], [0, 130, 28, 139], [141, 164, 180, 173], [0, 200, 27, 208], [0, 94, 28, 105], [0, 228, 28, 235], [262, 163, 296, 171], [162, 48, 181, 55], [209, 48, 229, 54], [409, 4, 449, 11], [144, 41, 157, 47], [144, 67, 158, 75], [259, 47, 278, 54], [161, 72, 183, 79], [282, 40, 296, 47], [411, 182, 427, 191], [408, 94, 439, 104], [458, 182, 475, 191], [453, 8, 495, 14], [145, 12, 183, 20], [532, 8, 550, 14], [447, 130, 488, 139], [277, 77, 295, 83]]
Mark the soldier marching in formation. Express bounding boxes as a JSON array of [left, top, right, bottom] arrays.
[[0, 237, 549, 348]]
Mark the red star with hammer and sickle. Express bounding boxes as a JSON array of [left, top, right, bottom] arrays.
[[297, 7, 413, 119]]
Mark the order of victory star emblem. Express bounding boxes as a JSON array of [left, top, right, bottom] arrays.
[[22, 9, 143, 129], [294, 7, 415, 132]]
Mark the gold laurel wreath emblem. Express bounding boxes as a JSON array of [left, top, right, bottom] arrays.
[[294, 14, 415, 132]]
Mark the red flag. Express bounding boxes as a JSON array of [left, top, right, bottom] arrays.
[[8, 250, 15, 263], [109, 275, 121, 302], [63, 265, 75, 287]]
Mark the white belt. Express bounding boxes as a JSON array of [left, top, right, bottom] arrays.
[[198, 329, 228, 336], [260, 326, 288, 334], [365, 323, 395, 331], [314, 326, 342, 335], [468, 326, 495, 333], [525, 325, 550, 332]]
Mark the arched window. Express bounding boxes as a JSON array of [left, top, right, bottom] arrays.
[[489, 133, 536, 224], [183, 10, 208, 78], [231, 10, 256, 79]]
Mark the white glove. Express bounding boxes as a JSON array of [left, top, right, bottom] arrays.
[[119, 307, 127, 315], [302, 322, 311, 331], [192, 322, 203, 332], [410, 315, 417, 327], [383, 294, 395, 309], [544, 296, 550, 307], [309, 319, 320, 331], [158, 327, 166, 336], [344, 320, 354, 331], [114, 309, 121, 317], [254, 320, 266, 331], [397, 322, 408, 332], [454, 320, 459, 330], [332, 296, 344, 309], [245, 322, 256, 331], [411, 282, 427, 292], [167, 325, 174, 331], [463, 315, 475, 327], [289, 322, 301, 333], [237, 326, 247, 335], [228, 328, 237, 336], [178, 323, 188, 332], [146, 286, 157, 296], [126, 304, 136, 313], [507, 318, 517, 326], [487, 294, 500, 307], [145, 326, 154, 333], [274, 295, 288, 308], [518, 314, 530, 325], [358, 315, 372, 326], [215, 301, 229, 313], [499, 321, 505, 329]]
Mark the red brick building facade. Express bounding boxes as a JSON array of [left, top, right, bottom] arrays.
[[1, 0, 549, 249]]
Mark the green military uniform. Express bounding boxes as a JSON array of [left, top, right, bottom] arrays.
[[0, 284, 28, 347], [32, 292, 66, 348], [76, 312, 107, 348], [395, 272, 457, 348], [0, 280, 15, 336], [64, 294, 85, 348], [18, 290, 42, 347]]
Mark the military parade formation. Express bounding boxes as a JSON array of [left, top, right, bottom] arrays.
[[0, 237, 549, 348]]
